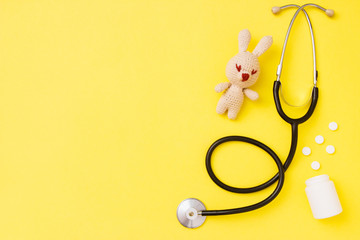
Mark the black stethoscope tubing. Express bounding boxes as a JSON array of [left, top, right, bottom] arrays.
[[201, 81, 318, 216]]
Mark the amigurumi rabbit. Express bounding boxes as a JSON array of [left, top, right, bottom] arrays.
[[215, 29, 273, 119]]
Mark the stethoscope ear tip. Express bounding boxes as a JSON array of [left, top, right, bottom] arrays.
[[272, 5, 334, 18], [325, 9, 335, 17], [272, 6, 281, 14]]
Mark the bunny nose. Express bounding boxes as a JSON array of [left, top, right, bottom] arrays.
[[242, 73, 250, 81]]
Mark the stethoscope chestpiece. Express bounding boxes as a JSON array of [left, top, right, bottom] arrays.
[[176, 198, 206, 228]]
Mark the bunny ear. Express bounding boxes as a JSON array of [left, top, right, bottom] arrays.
[[238, 29, 251, 52], [252, 36, 273, 57]]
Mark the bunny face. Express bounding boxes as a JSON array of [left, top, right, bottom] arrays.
[[225, 52, 260, 88], [225, 29, 272, 88]]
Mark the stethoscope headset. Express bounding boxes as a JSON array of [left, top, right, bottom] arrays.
[[177, 3, 334, 228]]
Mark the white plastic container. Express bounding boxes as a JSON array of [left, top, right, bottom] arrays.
[[305, 174, 342, 219]]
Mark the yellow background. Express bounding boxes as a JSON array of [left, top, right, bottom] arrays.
[[0, 0, 359, 239]]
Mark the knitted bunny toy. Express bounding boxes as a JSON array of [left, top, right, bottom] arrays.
[[215, 29, 272, 119]]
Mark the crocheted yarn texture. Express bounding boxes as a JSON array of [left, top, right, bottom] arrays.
[[215, 29, 272, 119]]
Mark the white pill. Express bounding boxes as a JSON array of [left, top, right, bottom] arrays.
[[311, 161, 320, 170], [302, 147, 311, 156], [315, 135, 324, 144], [326, 145, 335, 154], [329, 122, 338, 131]]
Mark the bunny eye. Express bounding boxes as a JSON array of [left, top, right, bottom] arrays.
[[251, 69, 258, 75], [235, 64, 241, 72]]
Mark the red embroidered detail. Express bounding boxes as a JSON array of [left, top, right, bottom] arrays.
[[242, 73, 249, 81], [251, 69, 257, 75], [236, 64, 241, 72]]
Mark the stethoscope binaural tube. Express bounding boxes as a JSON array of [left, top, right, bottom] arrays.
[[274, 3, 334, 86], [177, 3, 333, 228]]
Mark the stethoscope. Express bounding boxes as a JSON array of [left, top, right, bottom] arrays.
[[177, 3, 334, 228]]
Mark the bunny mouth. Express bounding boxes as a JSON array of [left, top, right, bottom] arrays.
[[241, 73, 250, 82]]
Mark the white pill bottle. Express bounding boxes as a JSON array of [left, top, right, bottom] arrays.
[[305, 174, 342, 219]]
